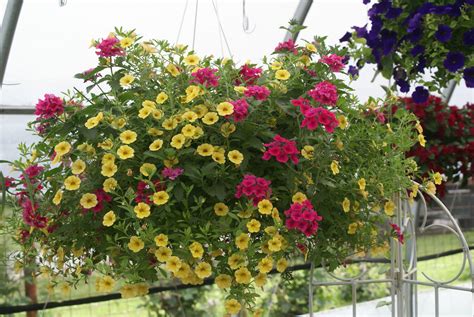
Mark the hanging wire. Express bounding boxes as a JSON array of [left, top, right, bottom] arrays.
[[175, 0, 190, 45], [59, 0, 67, 7], [215, 0, 225, 57], [192, 0, 199, 51], [211, 0, 233, 58], [242, 0, 256, 34]]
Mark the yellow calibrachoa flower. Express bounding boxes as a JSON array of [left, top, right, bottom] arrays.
[[101, 163, 118, 177], [156, 92, 168, 104], [235, 233, 250, 250], [120, 74, 135, 87], [418, 134, 426, 147], [301, 145, 314, 160], [347, 222, 359, 234], [64, 175, 81, 190], [384, 200, 395, 216], [197, 143, 214, 156], [166, 64, 180, 77], [71, 159, 86, 174], [155, 247, 172, 262], [194, 262, 212, 279], [80, 193, 98, 209], [234, 267, 252, 284], [338, 115, 348, 129], [149, 139, 163, 151], [119, 285, 137, 299], [55, 141, 71, 156], [214, 202, 229, 216], [257, 199, 273, 215], [140, 163, 156, 177], [154, 234, 168, 247], [52, 190, 63, 205], [415, 121, 423, 134], [153, 191, 169, 205], [228, 253, 243, 270], [270, 61, 282, 70], [134, 202, 151, 219], [85, 112, 103, 129], [212, 148, 226, 164], [255, 273, 267, 287], [181, 124, 196, 137], [426, 181, 436, 195], [103, 177, 117, 193], [99, 275, 116, 293], [170, 134, 186, 149], [182, 111, 198, 122], [143, 100, 156, 108], [127, 236, 144, 253], [247, 219, 261, 233], [292, 192, 307, 203], [275, 69, 291, 80], [228, 150, 244, 165], [268, 237, 282, 252], [138, 107, 153, 119], [59, 283, 71, 296], [306, 43, 317, 52], [102, 211, 116, 227], [117, 145, 134, 159], [184, 54, 200, 66], [358, 178, 366, 191], [276, 258, 288, 273], [215, 274, 232, 289], [102, 153, 115, 164], [120, 37, 133, 48], [331, 160, 340, 175], [342, 197, 351, 213], [217, 102, 234, 116], [257, 257, 273, 273], [202, 112, 219, 125], [184, 85, 201, 103], [119, 130, 137, 144], [189, 241, 204, 258], [433, 172, 442, 185], [225, 299, 242, 315]]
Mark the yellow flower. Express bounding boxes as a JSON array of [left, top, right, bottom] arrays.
[[127, 236, 144, 253], [98, 139, 113, 150], [301, 145, 314, 160], [338, 115, 348, 129], [330, 160, 340, 175], [166, 256, 182, 273], [154, 234, 168, 247], [166, 64, 180, 77], [155, 247, 172, 262], [193, 104, 208, 118], [258, 199, 273, 215], [119, 130, 137, 144], [194, 262, 212, 279], [247, 219, 261, 233], [64, 175, 81, 190], [170, 134, 186, 149], [415, 121, 423, 134], [134, 202, 151, 219], [148, 128, 164, 137], [184, 85, 201, 103], [140, 163, 157, 177], [342, 198, 351, 213], [217, 102, 234, 116], [228, 150, 244, 165], [193, 126, 204, 139], [85, 112, 103, 129], [270, 61, 282, 70], [347, 222, 358, 234], [142, 100, 156, 108], [156, 92, 169, 104], [181, 124, 196, 137], [384, 200, 395, 216], [255, 273, 267, 287], [202, 112, 219, 125], [111, 117, 127, 129], [292, 192, 307, 203], [433, 172, 442, 185], [257, 257, 273, 273], [235, 233, 250, 250], [306, 43, 317, 52], [141, 42, 157, 53], [52, 190, 63, 205], [120, 37, 133, 48], [214, 202, 229, 216], [189, 241, 204, 259], [117, 145, 134, 159], [59, 283, 71, 296], [149, 139, 163, 151], [119, 74, 135, 87], [196, 143, 214, 156], [138, 107, 153, 119], [182, 111, 198, 122], [153, 191, 169, 205], [418, 134, 426, 147], [358, 178, 366, 191], [234, 86, 247, 94], [80, 193, 98, 209], [101, 163, 117, 177], [135, 283, 149, 296], [55, 141, 71, 156], [426, 181, 436, 195], [228, 253, 244, 270], [212, 151, 226, 164], [268, 237, 282, 252], [103, 177, 117, 193], [225, 299, 241, 315], [102, 210, 116, 227], [215, 274, 232, 289], [184, 54, 200, 66], [335, 138, 344, 150], [162, 118, 178, 130], [234, 267, 252, 284], [102, 153, 115, 165], [275, 69, 291, 80], [276, 258, 288, 272], [220, 122, 236, 138], [120, 285, 137, 299]]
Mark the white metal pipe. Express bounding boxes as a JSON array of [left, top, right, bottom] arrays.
[[0, 0, 23, 87], [284, 0, 313, 41]]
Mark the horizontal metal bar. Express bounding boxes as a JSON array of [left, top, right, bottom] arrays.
[[0, 106, 35, 115], [313, 279, 393, 286], [401, 279, 473, 292]]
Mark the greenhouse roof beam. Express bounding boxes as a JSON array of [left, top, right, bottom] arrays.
[[0, 0, 23, 88], [284, 0, 313, 41]]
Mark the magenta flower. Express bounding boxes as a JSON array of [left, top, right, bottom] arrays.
[[231, 99, 250, 122], [274, 39, 298, 54], [320, 54, 345, 72], [235, 174, 272, 205], [390, 223, 404, 244], [191, 68, 220, 87], [239, 65, 262, 84], [284, 200, 323, 237], [262, 134, 299, 164], [34, 94, 64, 119], [95, 37, 124, 57], [244, 85, 271, 101], [162, 167, 184, 180], [308, 81, 338, 106]]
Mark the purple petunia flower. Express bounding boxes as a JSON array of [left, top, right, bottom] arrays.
[[435, 25, 452, 43], [464, 67, 474, 88], [396, 80, 410, 93], [410, 45, 425, 56], [363, 0, 371, 4], [386, 7, 403, 19], [464, 29, 474, 46], [340, 32, 352, 43], [443, 52, 465, 73], [412, 86, 429, 104], [348, 65, 359, 77]]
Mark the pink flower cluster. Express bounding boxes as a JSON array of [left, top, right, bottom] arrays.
[[275, 39, 298, 54], [262, 135, 299, 164], [1, 176, 15, 189], [284, 200, 323, 237], [34, 94, 64, 119], [135, 180, 165, 204], [244, 85, 271, 101], [292, 98, 339, 133], [162, 167, 184, 180], [91, 189, 112, 213], [239, 65, 262, 84], [308, 81, 338, 106], [95, 37, 124, 57], [21, 199, 47, 229], [320, 54, 345, 72], [231, 99, 250, 122], [390, 223, 404, 244], [191, 68, 220, 87], [235, 174, 272, 205]]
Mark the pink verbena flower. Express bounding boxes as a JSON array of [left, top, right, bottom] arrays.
[[300, 107, 339, 133], [34, 94, 64, 119], [275, 39, 298, 54], [390, 223, 404, 244], [308, 81, 338, 106], [262, 134, 299, 164], [21, 199, 48, 229], [90, 188, 112, 213], [291, 97, 312, 114], [320, 54, 345, 72], [244, 85, 271, 101], [162, 167, 184, 180], [95, 37, 124, 57], [284, 200, 323, 237], [239, 65, 262, 84], [191, 68, 220, 87], [235, 174, 272, 205], [231, 99, 250, 122]]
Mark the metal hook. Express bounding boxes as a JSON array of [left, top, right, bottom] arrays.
[[242, 0, 256, 34], [59, 0, 67, 7]]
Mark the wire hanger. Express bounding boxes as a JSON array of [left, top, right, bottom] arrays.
[[242, 0, 256, 34]]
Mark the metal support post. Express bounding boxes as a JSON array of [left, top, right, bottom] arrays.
[[0, 0, 23, 87], [284, 0, 313, 41]]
